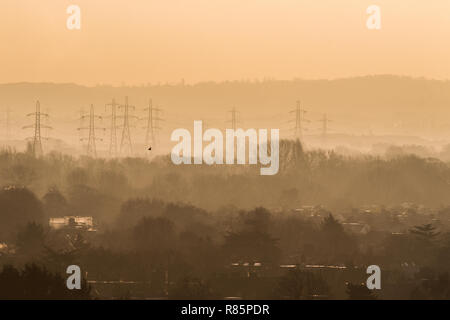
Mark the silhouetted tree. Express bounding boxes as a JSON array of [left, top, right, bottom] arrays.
[[117, 198, 165, 229], [0, 264, 91, 299], [0, 186, 44, 239], [411, 271, 450, 300], [319, 214, 356, 263], [16, 222, 46, 258], [409, 224, 439, 265], [346, 282, 377, 300], [132, 216, 176, 253], [170, 276, 218, 299], [223, 207, 280, 265], [410, 224, 439, 242], [275, 270, 330, 299], [2, 163, 37, 187], [42, 186, 69, 218]]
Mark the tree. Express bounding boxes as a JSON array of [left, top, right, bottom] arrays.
[[0, 264, 91, 299], [279, 188, 299, 209], [67, 184, 116, 221], [381, 233, 413, 266], [242, 207, 271, 234], [223, 230, 280, 265], [98, 169, 129, 197], [116, 198, 165, 229], [410, 271, 450, 300], [346, 282, 377, 300], [410, 224, 439, 242], [42, 187, 69, 218], [319, 214, 356, 263], [170, 276, 217, 299], [132, 216, 176, 253], [0, 186, 44, 239], [222, 207, 280, 265], [66, 167, 89, 186], [2, 163, 37, 187], [321, 214, 344, 235], [16, 222, 46, 258], [409, 224, 439, 265], [275, 270, 329, 299]]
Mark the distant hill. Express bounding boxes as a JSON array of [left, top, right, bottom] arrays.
[[0, 75, 449, 152]]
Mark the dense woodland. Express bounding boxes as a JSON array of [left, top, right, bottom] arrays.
[[1, 140, 450, 299]]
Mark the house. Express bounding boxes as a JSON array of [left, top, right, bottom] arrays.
[[49, 216, 95, 231]]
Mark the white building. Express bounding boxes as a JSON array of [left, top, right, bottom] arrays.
[[49, 216, 95, 231]]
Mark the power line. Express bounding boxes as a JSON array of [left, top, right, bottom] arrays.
[[78, 104, 104, 158], [105, 99, 119, 157], [227, 107, 240, 130], [143, 98, 163, 150], [319, 113, 332, 137], [289, 100, 309, 141], [22, 100, 51, 157], [119, 96, 136, 157], [318, 113, 332, 146]]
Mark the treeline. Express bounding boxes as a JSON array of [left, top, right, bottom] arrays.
[[1, 142, 450, 298], [0, 140, 449, 219], [1, 189, 450, 299]]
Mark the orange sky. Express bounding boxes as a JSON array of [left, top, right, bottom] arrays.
[[0, 0, 449, 85]]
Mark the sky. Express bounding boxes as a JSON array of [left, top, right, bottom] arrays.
[[0, 0, 449, 85]]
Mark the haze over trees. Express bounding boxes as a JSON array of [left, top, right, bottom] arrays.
[[0, 141, 450, 299]]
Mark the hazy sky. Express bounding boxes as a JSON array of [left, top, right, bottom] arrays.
[[0, 0, 449, 85]]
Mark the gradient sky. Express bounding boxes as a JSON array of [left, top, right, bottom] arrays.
[[0, 0, 449, 85]]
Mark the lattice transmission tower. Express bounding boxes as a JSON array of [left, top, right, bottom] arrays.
[[22, 100, 51, 157], [144, 99, 163, 149], [289, 100, 309, 142], [105, 99, 119, 157], [78, 104, 104, 157], [119, 96, 136, 157], [319, 113, 332, 139], [228, 107, 240, 131]]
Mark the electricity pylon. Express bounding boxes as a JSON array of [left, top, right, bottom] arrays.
[[78, 107, 84, 149], [319, 113, 332, 138], [105, 99, 119, 157], [78, 104, 104, 158], [5, 107, 10, 141], [22, 100, 51, 157], [289, 100, 309, 141], [227, 107, 240, 131], [119, 96, 136, 157], [143, 99, 163, 149], [318, 113, 332, 148], [226, 108, 240, 159]]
